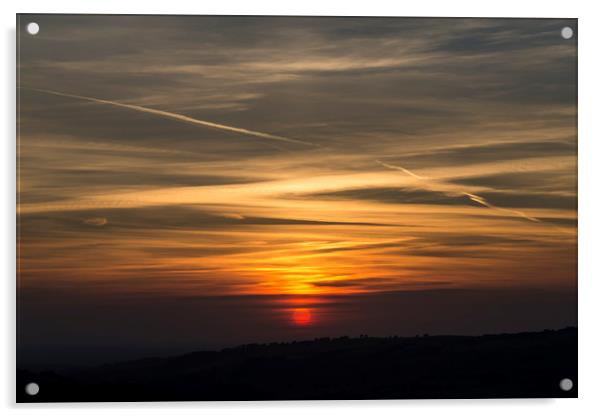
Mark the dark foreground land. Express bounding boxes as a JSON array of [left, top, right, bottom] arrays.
[[17, 327, 577, 402]]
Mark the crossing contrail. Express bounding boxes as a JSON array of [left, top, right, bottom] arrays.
[[375, 160, 541, 223], [376, 160, 427, 180], [24, 87, 316, 147], [462, 192, 540, 223]]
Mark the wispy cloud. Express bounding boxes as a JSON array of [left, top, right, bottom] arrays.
[[17, 16, 576, 299]]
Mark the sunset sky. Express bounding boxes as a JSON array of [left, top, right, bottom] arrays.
[[17, 15, 577, 362]]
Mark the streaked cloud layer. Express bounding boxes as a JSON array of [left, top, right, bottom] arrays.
[[18, 16, 576, 303]]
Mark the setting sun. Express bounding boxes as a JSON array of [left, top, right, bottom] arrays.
[[292, 308, 312, 326]]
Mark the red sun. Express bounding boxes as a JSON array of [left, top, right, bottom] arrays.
[[292, 308, 312, 326]]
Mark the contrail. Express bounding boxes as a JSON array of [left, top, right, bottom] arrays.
[[376, 160, 426, 180], [463, 192, 540, 223], [24, 87, 315, 147], [376, 160, 541, 223]]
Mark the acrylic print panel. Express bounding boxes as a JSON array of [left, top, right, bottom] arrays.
[[16, 14, 577, 402]]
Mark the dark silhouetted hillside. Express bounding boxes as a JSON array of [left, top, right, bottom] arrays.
[[17, 327, 577, 402]]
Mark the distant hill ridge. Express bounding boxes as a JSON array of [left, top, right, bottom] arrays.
[[17, 327, 577, 402]]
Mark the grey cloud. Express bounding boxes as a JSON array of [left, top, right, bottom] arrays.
[[381, 140, 575, 170], [312, 240, 409, 254], [400, 247, 499, 259], [449, 171, 575, 192], [141, 245, 266, 258], [477, 190, 576, 210], [309, 187, 476, 206], [18, 205, 392, 241], [410, 232, 541, 247], [311, 278, 453, 289], [309, 185, 575, 211], [23, 168, 262, 188]]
